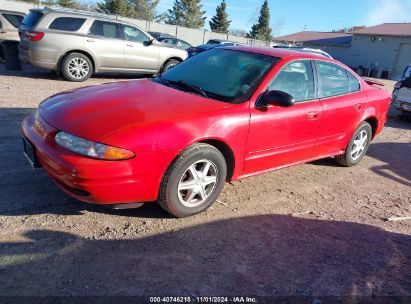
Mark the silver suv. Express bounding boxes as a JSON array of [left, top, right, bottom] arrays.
[[19, 7, 188, 81]]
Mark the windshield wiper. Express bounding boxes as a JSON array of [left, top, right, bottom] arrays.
[[167, 80, 209, 98]]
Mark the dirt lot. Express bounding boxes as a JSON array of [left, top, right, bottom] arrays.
[[0, 65, 410, 299]]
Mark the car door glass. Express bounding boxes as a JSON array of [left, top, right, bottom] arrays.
[[268, 60, 315, 102], [347, 71, 360, 92], [123, 25, 149, 43], [49, 17, 86, 31], [3, 14, 24, 28], [89, 20, 120, 39], [404, 67, 411, 79], [317, 61, 350, 98]]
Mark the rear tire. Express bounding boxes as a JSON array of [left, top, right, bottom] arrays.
[[335, 122, 372, 167], [158, 143, 227, 218], [61, 53, 93, 82], [162, 59, 180, 73]]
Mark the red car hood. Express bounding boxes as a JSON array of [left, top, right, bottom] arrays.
[[39, 79, 230, 141]]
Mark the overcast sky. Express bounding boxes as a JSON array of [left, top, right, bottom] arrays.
[[158, 0, 411, 36]]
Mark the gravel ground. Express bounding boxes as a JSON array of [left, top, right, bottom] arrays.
[[0, 64, 410, 298]]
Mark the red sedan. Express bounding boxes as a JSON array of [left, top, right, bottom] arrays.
[[22, 47, 391, 217]]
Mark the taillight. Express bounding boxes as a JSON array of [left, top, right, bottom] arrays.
[[24, 31, 44, 41]]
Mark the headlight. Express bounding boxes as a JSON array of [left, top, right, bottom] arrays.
[[55, 132, 135, 160]]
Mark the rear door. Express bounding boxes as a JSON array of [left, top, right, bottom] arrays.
[[86, 20, 125, 70], [122, 24, 160, 72], [314, 60, 367, 156]]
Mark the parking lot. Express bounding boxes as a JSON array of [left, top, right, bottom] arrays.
[[0, 64, 410, 297]]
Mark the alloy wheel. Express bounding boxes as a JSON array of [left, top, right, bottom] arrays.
[[351, 130, 368, 160], [177, 160, 218, 207]]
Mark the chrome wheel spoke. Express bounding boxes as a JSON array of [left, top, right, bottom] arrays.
[[177, 160, 218, 208], [351, 130, 368, 160], [67, 58, 89, 79]]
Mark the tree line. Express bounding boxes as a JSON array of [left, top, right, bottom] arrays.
[[23, 0, 273, 42]]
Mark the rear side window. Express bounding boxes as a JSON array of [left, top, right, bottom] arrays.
[[89, 20, 120, 39], [348, 72, 360, 92], [3, 14, 24, 28], [49, 17, 85, 31], [316, 61, 350, 98], [21, 11, 43, 28]]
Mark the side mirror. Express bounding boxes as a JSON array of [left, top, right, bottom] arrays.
[[256, 90, 295, 109]]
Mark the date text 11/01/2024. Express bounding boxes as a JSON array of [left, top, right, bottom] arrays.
[[149, 296, 257, 303]]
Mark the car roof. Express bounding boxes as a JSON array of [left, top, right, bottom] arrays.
[[0, 10, 26, 15], [222, 45, 334, 60], [29, 7, 135, 25]]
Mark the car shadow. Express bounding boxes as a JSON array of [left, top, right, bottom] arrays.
[[367, 142, 411, 187], [0, 107, 170, 218], [0, 215, 410, 297], [0, 63, 150, 81]]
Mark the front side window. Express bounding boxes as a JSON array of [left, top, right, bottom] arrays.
[[49, 17, 86, 31], [3, 14, 24, 28], [268, 60, 315, 102], [89, 20, 120, 39], [123, 25, 150, 43], [157, 49, 278, 103], [317, 61, 350, 98]]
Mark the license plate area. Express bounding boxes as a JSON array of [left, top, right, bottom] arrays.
[[22, 137, 41, 168]]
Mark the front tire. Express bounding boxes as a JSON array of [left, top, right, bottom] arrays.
[[335, 122, 372, 167], [61, 53, 93, 82], [158, 143, 227, 218], [162, 59, 180, 73]]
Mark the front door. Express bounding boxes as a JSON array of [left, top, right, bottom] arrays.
[[245, 60, 322, 175], [122, 25, 160, 72]]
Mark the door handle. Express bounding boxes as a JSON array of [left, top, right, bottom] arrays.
[[126, 44, 134, 47], [86, 39, 95, 42], [0, 30, 6, 34], [306, 111, 320, 120], [354, 104, 362, 111]]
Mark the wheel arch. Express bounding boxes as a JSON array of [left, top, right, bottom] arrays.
[[58, 49, 97, 74], [161, 56, 183, 71], [363, 116, 378, 139], [197, 138, 236, 180]]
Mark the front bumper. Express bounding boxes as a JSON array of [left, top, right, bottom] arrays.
[[21, 113, 175, 205]]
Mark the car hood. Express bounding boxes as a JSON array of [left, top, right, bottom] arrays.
[[39, 79, 231, 142]]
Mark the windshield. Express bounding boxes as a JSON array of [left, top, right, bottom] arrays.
[[155, 49, 279, 103]]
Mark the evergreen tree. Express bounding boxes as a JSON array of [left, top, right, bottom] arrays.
[[97, 0, 134, 17], [249, 0, 272, 41], [166, 0, 207, 29], [55, 0, 78, 8], [131, 0, 160, 21], [209, 0, 231, 34]]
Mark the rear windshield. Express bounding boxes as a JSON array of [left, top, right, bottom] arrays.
[[3, 13, 24, 28], [49, 17, 86, 31], [21, 11, 43, 29]]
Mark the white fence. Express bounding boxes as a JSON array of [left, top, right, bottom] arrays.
[[0, 0, 271, 47]]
